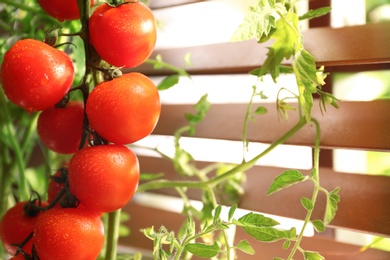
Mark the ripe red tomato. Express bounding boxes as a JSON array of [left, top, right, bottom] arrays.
[[33, 207, 104, 260], [37, 0, 96, 21], [86, 72, 160, 145], [38, 101, 84, 154], [68, 144, 140, 213], [89, 1, 157, 68], [1, 39, 74, 112], [9, 254, 25, 260], [0, 201, 46, 256]]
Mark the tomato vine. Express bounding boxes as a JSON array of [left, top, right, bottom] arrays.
[[0, 0, 343, 260]]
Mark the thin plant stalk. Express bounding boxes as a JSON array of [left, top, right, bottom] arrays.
[[287, 118, 321, 259]]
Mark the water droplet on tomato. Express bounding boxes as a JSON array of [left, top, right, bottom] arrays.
[[41, 73, 49, 85]]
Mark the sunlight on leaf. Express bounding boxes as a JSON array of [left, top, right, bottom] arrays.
[[267, 170, 306, 195], [185, 242, 220, 258], [324, 187, 341, 224]]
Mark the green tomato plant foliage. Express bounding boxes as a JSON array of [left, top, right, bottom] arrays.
[[0, 0, 344, 260]]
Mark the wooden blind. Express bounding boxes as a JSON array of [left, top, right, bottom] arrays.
[[120, 2, 390, 259]]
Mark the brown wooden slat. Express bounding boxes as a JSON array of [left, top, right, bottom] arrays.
[[152, 100, 390, 152], [135, 156, 390, 237], [130, 22, 390, 75], [120, 202, 390, 259], [309, 0, 331, 28], [147, 0, 205, 9]]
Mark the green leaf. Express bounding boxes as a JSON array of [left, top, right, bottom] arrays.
[[254, 106, 268, 115], [173, 148, 195, 176], [184, 94, 211, 127], [304, 251, 325, 260], [267, 170, 306, 195], [249, 67, 262, 76], [231, 1, 277, 42], [238, 212, 280, 227], [213, 205, 222, 223], [300, 197, 313, 210], [157, 75, 179, 90], [185, 242, 220, 258], [235, 240, 255, 255], [311, 219, 325, 233], [293, 48, 319, 122], [260, 12, 300, 81], [242, 226, 296, 243], [299, 7, 332, 21], [237, 213, 296, 242], [283, 239, 291, 250], [324, 187, 341, 224], [228, 204, 237, 221]]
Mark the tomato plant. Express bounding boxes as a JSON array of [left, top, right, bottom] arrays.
[[89, 1, 157, 68], [0, 0, 347, 260], [86, 72, 161, 145], [1, 39, 74, 112], [33, 207, 104, 260], [38, 101, 84, 154], [37, 0, 96, 21], [68, 144, 140, 213]]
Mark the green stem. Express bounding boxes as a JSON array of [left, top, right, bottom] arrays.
[[241, 86, 257, 161], [137, 117, 306, 193], [105, 210, 122, 260], [287, 118, 321, 260], [1, 0, 40, 13], [145, 58, 189, 77]]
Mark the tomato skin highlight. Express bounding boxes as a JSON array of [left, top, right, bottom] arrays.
[[86, 72, 161, 145], [0, 201, 46, 256], [68, 144, 140, 213], [89, 2, 157, 68], [37, 0, 96, 21], [33, 207, 104, 260], [38, 101, 84, 154], [1, 39, 74, 112]]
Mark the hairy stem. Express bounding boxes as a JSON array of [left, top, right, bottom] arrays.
[[241, 85, 257, 161]]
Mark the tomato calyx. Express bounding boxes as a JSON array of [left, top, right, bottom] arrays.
[[89, 129, 109, 146], [106, 0, 139, 8], [44, 27, 60, 46], [23, 195, 44, 218]]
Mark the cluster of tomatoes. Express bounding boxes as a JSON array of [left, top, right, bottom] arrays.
[[0, 0, 159, 259]]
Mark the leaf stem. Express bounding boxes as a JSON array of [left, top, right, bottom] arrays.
[[287, 118, 321, 259], [145, 58, 189, 77], [241, 85, 257, 161]]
